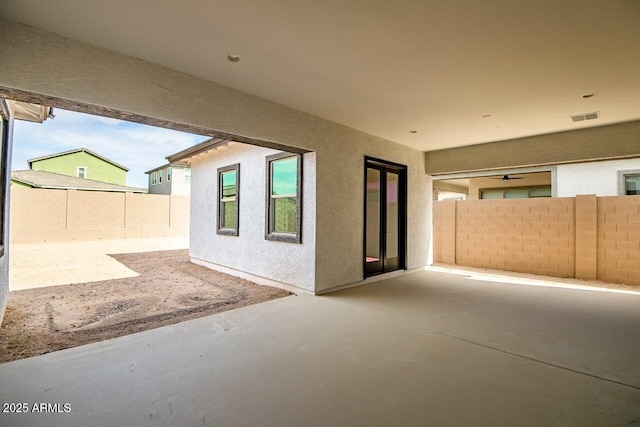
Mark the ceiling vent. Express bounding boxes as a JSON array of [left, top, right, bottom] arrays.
[[571, 111, 600, 122]]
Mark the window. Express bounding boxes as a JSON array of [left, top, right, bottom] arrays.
[[151, 171, 158, 185], [265, 153, 302, 243], [217, 164, 240, 235], [480, 186, 551, 199], [77, 166, 87, 179], [618, 170, 640, 195], [184, 168, 191, 183], [167, 167, 171, 182], [626, 175, 640, 195], [159, 169, 162, 183]]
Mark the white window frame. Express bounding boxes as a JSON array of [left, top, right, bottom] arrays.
[[77, 166, 87, 179], [167, 166, 171, 182], [618, 169, 640, 195], [184, 168, 191, 183]]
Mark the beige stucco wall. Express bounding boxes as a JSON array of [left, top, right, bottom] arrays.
[[189, 143, 317, 292], [10, 188, 189, 243], [424, 120, 640, 175], [0, 19, 431, 292]]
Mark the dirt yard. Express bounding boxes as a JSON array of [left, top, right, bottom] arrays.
[[0, 249, 292, 363]]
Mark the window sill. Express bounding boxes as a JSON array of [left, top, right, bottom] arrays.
[[217, 228, 239, 236], [265, 232, 301, 244]]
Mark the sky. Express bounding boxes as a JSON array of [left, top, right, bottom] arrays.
[[12, 108, 209, 188]]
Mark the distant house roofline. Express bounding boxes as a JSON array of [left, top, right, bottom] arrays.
[[27, 148, 130, 171], [11, 170, 145, 193], [166, 138, 232, 165], [144, 163, 190, 175]]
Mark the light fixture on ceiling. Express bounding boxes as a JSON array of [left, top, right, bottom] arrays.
[[226, 54, 241, 63], [482, 114, 492, 118], [581, 92, 596, 99], [409, 130, 418, 134]]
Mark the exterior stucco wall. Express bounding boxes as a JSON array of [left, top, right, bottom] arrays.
[[0, 20, 431, 293], [190, 143, 316, 291], [556, 159, 640, 197], [425, 120, 640, 175], [31, 151, 126, 185], [313, 136, 431, 292], [170, 167, 191, 196]]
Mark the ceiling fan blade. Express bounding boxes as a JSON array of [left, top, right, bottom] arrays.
[[489, 175, 525, 180]]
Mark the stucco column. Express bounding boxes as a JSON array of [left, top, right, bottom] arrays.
[[575, 195, 597, 280]]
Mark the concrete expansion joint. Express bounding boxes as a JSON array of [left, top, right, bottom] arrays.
[[428, 328, 640, 392]]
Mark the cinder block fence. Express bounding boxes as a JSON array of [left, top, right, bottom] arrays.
[[433, 195, 640, 286], [10, 188, 190, 244]]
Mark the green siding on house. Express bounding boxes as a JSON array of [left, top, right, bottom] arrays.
[[30, 151, 126, 185]]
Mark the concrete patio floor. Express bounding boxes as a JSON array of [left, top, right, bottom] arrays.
[[1, 269, 639, 426]]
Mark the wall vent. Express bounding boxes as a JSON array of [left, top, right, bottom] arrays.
[[571, 111, 600, 122]]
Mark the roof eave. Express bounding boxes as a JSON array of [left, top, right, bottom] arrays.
[[166, 138, 232, 164]]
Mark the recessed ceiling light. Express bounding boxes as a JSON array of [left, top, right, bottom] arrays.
[[581, 92, 596, 98], [409, 130, 418, 134], [226, 54, 241, 63]]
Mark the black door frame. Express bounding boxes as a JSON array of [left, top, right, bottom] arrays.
[[363, 156, 407, 278]]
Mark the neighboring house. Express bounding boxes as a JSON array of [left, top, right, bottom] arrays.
[[433, 157, 640, 200], [11, 169, 146, 193], [145, 163, 191, 196], [555, 158, 640, 197], [27, 148, 129, 185]]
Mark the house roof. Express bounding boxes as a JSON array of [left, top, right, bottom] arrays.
[[144, 163, 190, 174], [166, 138, 233, 165], [27, 148, 130, 171], [8, 100, 53, 123], [2, 1, 639, 153], [11, 170, 146, 193]]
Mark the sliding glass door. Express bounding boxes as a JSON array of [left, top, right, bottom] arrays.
[[364, 158, 407, 277]]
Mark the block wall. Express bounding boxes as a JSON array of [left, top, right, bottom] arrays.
[[10, 188, 189, 243], [433, 195, 640, 286], [597, 197, 640, 285]]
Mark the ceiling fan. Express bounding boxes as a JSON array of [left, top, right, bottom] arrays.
[[492, 175, 524, 181]]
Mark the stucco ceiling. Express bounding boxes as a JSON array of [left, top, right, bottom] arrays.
[[2, 0, 639, 152]]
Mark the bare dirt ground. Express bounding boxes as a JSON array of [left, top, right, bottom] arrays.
[[0, 249, 292, 363]]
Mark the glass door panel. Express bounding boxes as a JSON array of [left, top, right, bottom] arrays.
[[385, 171, 399, 270], [364, 159, 406, 277], [365, 167, 382, 275]]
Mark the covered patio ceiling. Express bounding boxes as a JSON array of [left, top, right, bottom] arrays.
[[1, 1, 639, 152]]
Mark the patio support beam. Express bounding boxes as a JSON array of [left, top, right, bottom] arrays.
[[425, 120, 640, 175]]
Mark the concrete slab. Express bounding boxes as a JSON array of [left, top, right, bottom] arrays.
[[9, 237, 189, 290], [1, 270, 639, 426]]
